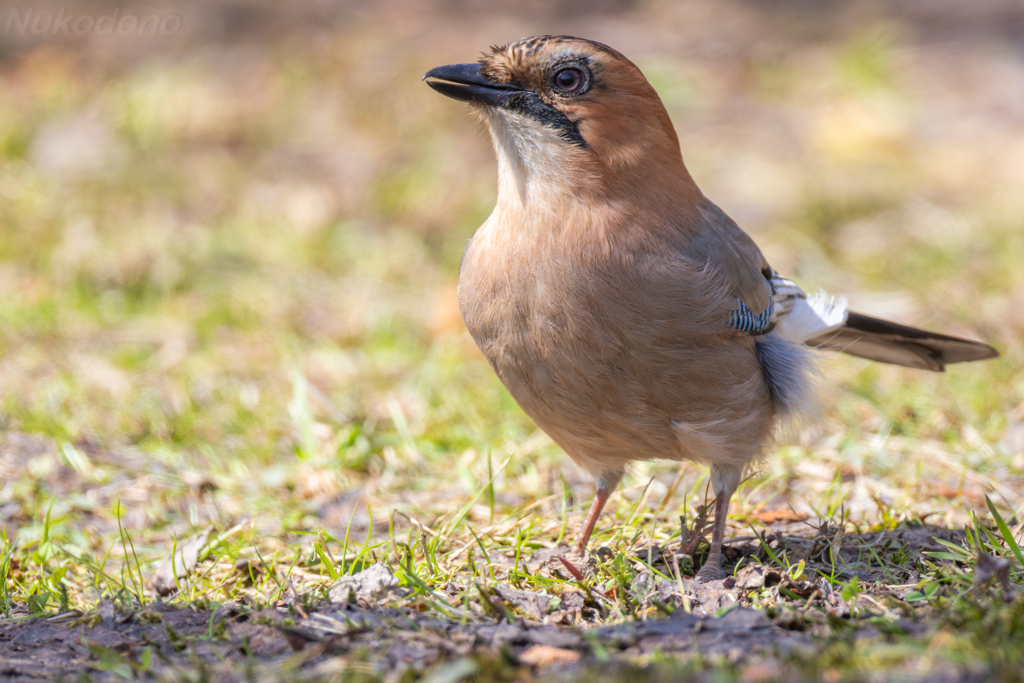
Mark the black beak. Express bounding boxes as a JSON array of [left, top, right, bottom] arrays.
[[422, 63, 521, 106]]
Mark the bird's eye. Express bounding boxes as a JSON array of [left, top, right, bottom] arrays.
[[552, 67, 586, 94]]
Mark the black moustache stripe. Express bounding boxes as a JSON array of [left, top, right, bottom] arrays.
[[503, 92, 586, 148]]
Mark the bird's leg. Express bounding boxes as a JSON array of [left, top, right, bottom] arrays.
[[695, 491, 732, 580], [571, 486, 609, 554], [571, 471, 623, 555], [695, 464, 740, 581]]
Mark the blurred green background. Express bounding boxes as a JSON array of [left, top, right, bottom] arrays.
[[0, 0, 1022, 600]]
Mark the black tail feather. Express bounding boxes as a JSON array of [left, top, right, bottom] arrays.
[[804, 312, 999, 372]]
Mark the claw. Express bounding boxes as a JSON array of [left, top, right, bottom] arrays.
[[557, 555, 585, 582]]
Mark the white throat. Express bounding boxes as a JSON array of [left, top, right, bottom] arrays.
[[480, 107, 583, 207]]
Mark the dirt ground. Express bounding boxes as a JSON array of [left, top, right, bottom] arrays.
[[0, 524, 985, 682], [0, 587, 862, 682]]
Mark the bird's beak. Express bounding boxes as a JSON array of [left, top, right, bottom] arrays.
[[422, 63, 521, 107]]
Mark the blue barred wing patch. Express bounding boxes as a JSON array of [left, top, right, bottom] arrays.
[[730, 297, 775, 334]]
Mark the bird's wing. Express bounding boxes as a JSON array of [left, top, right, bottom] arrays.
[[770, 277, 848, 341], [686, 203, 997, 369], [686, 202, 997, 370], [693, 202, 773, 318]]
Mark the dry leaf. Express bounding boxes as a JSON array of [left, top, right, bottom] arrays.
[[749, 509, 807, 524], [153, 527, 213, 596], [518, 644, 580, 667], [975, 551, 1016, 599]]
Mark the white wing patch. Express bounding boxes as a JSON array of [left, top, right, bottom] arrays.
[[770, 277, 848, 343]]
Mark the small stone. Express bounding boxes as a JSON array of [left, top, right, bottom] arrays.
[[328, 564, 399, 604]]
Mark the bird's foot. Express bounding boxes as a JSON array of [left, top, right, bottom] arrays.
[[695, 559, 722, 582], [546, 548, 594, 581]]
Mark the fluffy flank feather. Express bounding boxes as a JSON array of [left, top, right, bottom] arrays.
[[754, 332, 816, 421]]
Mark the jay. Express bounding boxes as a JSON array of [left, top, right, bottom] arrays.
[[423, 36, 998, 579]]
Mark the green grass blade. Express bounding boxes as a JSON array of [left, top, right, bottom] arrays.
[[986, 495, 1024, 568]]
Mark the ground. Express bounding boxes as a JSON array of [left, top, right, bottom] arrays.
[[1, 1, 1024, 681]]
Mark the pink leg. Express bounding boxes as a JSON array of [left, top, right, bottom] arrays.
[[695, 492, 732, 580], [571, 485, 610, 554], [695, 464, 740, 581]]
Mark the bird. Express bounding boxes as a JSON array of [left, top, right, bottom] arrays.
[[422, 35, 998, 579]]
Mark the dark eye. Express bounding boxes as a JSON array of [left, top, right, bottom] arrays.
[[552, 67, 585, 93]]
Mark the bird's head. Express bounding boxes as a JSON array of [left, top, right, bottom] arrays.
[[424, 36, 697, 206]]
